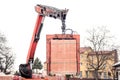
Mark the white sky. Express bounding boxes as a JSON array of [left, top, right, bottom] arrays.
[[0, 0, 120, 71]]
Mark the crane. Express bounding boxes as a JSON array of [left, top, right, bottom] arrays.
[[19, 4, 68, 78]]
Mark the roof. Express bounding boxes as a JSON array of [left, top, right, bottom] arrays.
[[80, 47, 92, 54], [80, 47, 116, 55], [88, 51, 114, 55], [113, 61, 120, 67]]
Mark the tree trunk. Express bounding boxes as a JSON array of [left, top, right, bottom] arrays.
[[36, 69, 38, 74], [94, 70, 98, 80], [3, 68, 7, 73]]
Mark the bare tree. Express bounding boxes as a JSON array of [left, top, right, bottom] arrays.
[[0, 33, 6, 72], [86, 27, 117, 80], [0, 32, 15, 74]]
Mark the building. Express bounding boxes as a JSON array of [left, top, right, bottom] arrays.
[[46, 34, 80, 76], [113, 61, 120, 80], [80, 47, 117, 79], [79, 47, 93, 78]]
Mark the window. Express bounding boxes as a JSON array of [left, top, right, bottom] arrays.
[[80, 62, 82, 66], [86, 71, 88, 78], [80, 71, 82, 78], [104, 72, 107, 79], [103, 63, 106, 69], [98, 72, 102, 78], [80, 55, 83, 58]]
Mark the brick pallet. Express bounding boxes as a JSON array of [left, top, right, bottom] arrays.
[[0, 76, 13, 80], [46, 34, 80, 75]]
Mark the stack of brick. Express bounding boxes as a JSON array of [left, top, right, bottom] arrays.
[[0, 75, 42, 80], [46, 76, 66, 80], [0, 76, 12, 80], [21, 78, 41, 80], [46, 34, 80, 75]]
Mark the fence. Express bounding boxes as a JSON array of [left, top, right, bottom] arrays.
[[0, 75, 114, 80], [66, 78, 113, 80]]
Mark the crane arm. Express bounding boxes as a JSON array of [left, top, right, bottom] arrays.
[[27, 4, 68, 65], [26, 15, 44, 64], [19, 4, 68, 78]]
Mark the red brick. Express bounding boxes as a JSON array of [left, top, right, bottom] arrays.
[[21, 78, 40, 80], [0, 76, 12, 80]]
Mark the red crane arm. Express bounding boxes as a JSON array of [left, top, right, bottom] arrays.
[[26, 15, 45, 64], [26, 4, 68, 64]]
